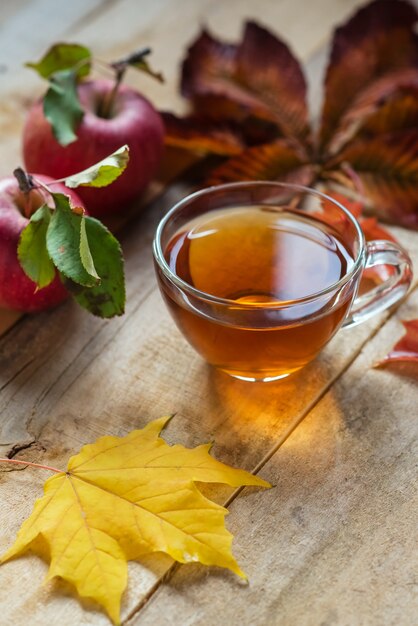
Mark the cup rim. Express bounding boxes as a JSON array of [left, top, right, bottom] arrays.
[[153, 181, 366, 309]]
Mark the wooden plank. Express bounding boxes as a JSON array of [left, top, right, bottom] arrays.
[[0, 208, 417, 626], [0, 0, 32, 27], [132, 288, 418, 626], [0, 1, 416, 625], [0, 0, 116, 176]]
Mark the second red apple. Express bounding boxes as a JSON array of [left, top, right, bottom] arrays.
[[0, 175, 84, 312]]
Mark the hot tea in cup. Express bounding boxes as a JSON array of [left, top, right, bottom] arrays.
[[153, 182, 412, 382]]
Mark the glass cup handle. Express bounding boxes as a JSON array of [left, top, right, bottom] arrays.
[[343, 240, 413, 329]]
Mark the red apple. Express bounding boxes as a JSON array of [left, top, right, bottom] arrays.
[[0, 175, 84, 312], [22, 79, 165, 217]]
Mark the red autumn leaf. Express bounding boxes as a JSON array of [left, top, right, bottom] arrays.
[[321, 188, 364, 220], [204, 139, 314, 188], [181, 22, 310, 144], [326, 130, 418, 228], [162, 112, 245, 156], [320, 189, 397, 285], [359, 216, 397, 244], [319, 0, 418, 155], [319, 190, 397, 243], [377, 320, 418, 367], [359, 216, 398, 285]]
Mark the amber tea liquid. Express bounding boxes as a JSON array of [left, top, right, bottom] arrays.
[[162, 206, 355, 380]]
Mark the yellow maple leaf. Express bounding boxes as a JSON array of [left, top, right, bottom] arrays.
[[0, 416, 270, 624]]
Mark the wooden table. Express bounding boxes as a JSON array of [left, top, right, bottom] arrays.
[[1, 1, 417, 625]]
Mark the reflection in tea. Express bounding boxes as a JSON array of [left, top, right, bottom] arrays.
[[163, 206, 355, 380]]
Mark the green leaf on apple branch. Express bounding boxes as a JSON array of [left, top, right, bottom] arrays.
[[17, 204, 56, 289], [112, 48, 164, 83], [65, 217, 125, 318], [80, 218, 100, 281], [26, 43, 91, 80], [44, 69, 84, 146], [63, 145, 130, 188], [126, 53, 164, 83], [46, 193, 99, 287], [129, 56, 164, 82]]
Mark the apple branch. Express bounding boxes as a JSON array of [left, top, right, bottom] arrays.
[[97, 64, 125, 119], [99, 47, 163, 119]]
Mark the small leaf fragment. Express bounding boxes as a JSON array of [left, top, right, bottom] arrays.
[[46, 193, 98, 287], [376, 320, 418, 367], [359, 217, 397, 245], [63, 145, 130, 188], [359, 217, 398, 284], [43, 69, 84, 146], [320, 188, 398, 285], [17, 204, 55, 288], [67, 217, 125, 318], [122, 48, 164, 83], [0, 417, 270, 623], [26, 42, 91, 79], [320, 188, 364, 220]]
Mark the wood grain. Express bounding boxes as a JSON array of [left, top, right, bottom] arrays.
[[0, 1, 417, 625], [133, 287, 418, 626]]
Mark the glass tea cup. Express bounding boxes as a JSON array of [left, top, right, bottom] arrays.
[[153, 182, 412, 382]]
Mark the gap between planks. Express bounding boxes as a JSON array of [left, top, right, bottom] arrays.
[[63, 0, 123, 36], [122, 280, 418, 625], [31, 282, 158, 412]]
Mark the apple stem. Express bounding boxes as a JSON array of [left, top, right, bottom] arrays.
[[0, 457, 63, 474], [98, 47, 157, 119], [13, 167, 38, 219], [13, 167, 36, 195], [99, 65, 126, 119]]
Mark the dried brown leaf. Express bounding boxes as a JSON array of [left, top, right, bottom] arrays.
[[166, 1, 418, 229], [181, 22, 310, 144], [319, 0, 418, 155], [162, 112, 244, 156], [326, 131, 418, 227], [204, 140, 314, 188], [329, 69, 418, 153], [357, 86, 418, 138]]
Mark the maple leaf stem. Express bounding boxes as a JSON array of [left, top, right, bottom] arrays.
[[0, 458, 63, 473]]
